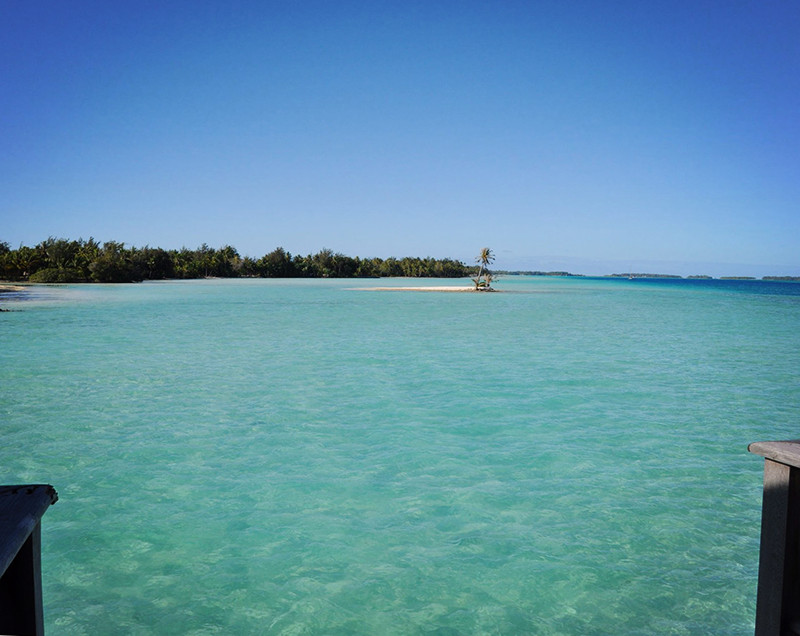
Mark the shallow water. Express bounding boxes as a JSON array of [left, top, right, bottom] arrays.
[[2, 277, 799, 634]]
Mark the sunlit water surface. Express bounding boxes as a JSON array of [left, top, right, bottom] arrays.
[[2, 277, 799, 634]]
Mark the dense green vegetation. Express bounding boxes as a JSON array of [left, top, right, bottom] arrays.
[[0, 238, 471, 283]]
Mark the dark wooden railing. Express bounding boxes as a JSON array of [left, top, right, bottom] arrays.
[[0, 484, 58, 636], [749, 441, 800, 636]]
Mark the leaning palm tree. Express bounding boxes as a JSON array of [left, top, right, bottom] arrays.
[[473, 247, 495, 290]]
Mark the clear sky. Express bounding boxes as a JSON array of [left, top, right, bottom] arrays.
[[2, 1, 798, 276]]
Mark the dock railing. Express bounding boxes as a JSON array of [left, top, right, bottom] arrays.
[[0, 484, 58, 636], [3, 450, 799, 635], [749, 441, 800, 636]]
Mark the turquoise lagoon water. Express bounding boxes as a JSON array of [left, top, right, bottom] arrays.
[[2, 276, 799, 634]]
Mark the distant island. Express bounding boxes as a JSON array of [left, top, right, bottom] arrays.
[[499, 271, 583, 277], [609, 273, 799, 282], [608, 273, 682, 279]]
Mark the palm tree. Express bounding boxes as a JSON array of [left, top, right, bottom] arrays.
[[473, 247, 495, 290]]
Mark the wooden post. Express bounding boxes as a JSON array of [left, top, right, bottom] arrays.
[[749, 441, 800, 636], [0, 485, 58, 636]]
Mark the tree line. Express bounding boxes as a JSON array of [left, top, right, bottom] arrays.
[[0, 238, 471, 283]]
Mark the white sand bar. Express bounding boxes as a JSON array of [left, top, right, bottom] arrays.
[[355, 286, 494, 292]]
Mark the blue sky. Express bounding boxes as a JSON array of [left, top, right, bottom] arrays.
[[2, 1, 798, 276]]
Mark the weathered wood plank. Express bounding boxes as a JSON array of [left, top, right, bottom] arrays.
[[754, 459, 791, 636], [0, 523, 42, 635], [0, 484, 58, 636], [0, 485, 57, 577], [749, 440, 800, 469], [750, 443, 800, 636], [782, 467, 800, 635]]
